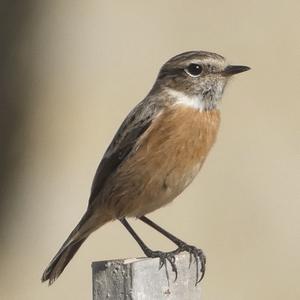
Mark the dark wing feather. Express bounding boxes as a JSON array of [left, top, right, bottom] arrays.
[[88, 99, 163, 206]]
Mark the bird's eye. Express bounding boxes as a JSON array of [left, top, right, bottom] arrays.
[[185, 63, 203, 77]]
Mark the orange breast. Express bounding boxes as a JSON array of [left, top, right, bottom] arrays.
[[105, 105, 220, 218], [138, 105, 220, 172]]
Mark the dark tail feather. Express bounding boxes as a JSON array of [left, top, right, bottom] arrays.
[[42, 211, 100, 285], [41, 237, 87, 285], [42, 238, 85, 285]]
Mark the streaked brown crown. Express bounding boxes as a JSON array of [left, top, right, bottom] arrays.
[[150, 51, 249, 110]]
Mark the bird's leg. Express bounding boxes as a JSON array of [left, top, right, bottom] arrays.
[[119, 218, 178, 281], [139, 216, 206, 284]]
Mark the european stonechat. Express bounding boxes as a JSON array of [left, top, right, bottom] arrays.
[[42, 51, 250, 285]]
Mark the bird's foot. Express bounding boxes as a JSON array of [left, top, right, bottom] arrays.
[[174, 243, 206, 285], [143, 248, 178, 282]]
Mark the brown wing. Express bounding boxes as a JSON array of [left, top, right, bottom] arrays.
[[88, 99, 163, 206]]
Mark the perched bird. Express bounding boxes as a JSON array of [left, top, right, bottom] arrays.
[[42, 51, 250, 285]]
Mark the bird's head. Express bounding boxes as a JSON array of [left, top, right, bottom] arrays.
[[153, 51, 250, 110]]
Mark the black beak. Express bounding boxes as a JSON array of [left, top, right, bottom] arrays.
[[222, 65, 250, 76]]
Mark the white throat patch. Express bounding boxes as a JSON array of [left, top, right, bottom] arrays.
[[166, 88, 206, 111], [166, 87, 221, 111]]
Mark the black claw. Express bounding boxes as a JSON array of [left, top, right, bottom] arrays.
[[141, 242, 205, 285], [159, 258, 164, 269], [167, 256, 178, 281], [175, 243, 206, 285], [143, 249, 178, 283], [136, 217, 207, 285], [188, 252, 193, 268], [170, 255, 176, 264]]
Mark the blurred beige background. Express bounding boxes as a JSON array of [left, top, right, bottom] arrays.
[[0, 1, 299, 299]]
